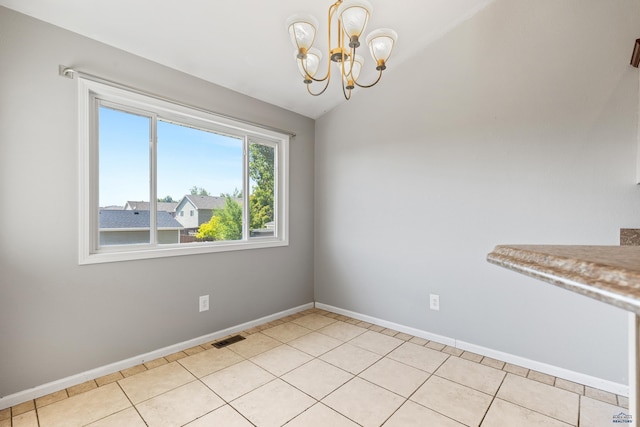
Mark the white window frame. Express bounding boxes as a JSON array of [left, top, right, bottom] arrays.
[[637, 71, 640, 184], [78, 77, 289, 264]]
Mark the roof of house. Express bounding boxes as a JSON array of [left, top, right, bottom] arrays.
[[180, 195, 238, 210], [125, 201, 178, 212], [99, 210, 183, 229]]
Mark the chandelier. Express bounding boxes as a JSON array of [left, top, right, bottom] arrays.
[[287, 0, 397, 100]]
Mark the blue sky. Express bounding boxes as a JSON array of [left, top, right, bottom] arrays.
[[99, 106, 243, 207]]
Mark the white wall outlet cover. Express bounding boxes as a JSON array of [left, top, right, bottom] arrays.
[[199, 295, 210, 312], [429, 294, 440, 311]]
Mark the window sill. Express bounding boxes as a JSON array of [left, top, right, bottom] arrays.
[[79, 239, 288, 265]]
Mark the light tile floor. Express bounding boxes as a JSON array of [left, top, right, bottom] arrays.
[[1, 308, 630, 427]]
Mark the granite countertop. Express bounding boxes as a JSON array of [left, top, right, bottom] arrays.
[[487, 245, 640, 314]]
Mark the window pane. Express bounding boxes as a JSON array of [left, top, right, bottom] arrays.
[[81, 77, 288, 264], [249, 142, 275, 238], [98, 106, 150, 246], [157, 120, 243, 243]]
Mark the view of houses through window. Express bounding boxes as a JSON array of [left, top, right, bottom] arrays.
[[98, 105, 276, 247]]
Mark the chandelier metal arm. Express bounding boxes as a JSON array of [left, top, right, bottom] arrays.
[[300, 62, 330, 83], [341, 82, 353, 100], [353, 68, 384, 88], [338, 53, 354, 100], [316, 1, 342, 82], [297, 0, 342, 83], [306, 78, 332, 97]]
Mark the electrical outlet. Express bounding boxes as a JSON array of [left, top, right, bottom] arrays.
[[429, 294, 440, 311], [199, 295, 209, 312]]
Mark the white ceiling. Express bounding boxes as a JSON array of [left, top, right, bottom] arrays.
[[0, 0, 493, 119]]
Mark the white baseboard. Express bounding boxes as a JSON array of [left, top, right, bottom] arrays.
[[455, 340, 628, 396], [2, 300, 627, 410], [0, 302, 314, 410], [315, 302, 629, 397], [314, 303, 456, 347]]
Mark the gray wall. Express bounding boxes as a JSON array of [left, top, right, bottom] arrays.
[[0, 7, 314, 397], [315, 0, 640, 384], [2, 0, 639, 399]]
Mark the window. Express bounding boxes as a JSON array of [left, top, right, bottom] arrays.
[[79, 77, 289, 264]]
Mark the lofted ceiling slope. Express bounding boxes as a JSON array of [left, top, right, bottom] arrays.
[[0, 0, 494, 119]]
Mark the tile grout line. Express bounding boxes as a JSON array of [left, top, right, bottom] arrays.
[[477, 369, 509, 426], [493, 389, 579, 426], [366, 363, 429, 427], [190, 373, 247, 426], [577, 392, 581, 427], [115, 380, 148, 427]]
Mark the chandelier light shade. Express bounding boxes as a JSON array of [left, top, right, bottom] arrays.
[[287, 14, 319, 57], [367, 29, 398, 69], [287, 0, 397, 99], [296, 48, 323, 83], [336, 0, 371, 47], [339, 54, 363, 90]]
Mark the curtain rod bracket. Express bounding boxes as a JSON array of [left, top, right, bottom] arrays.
[[59, 65, 76, 79], [631, 39, 640, 68]]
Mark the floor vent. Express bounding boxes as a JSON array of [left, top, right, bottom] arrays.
[[212, 335, 246, 349]]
